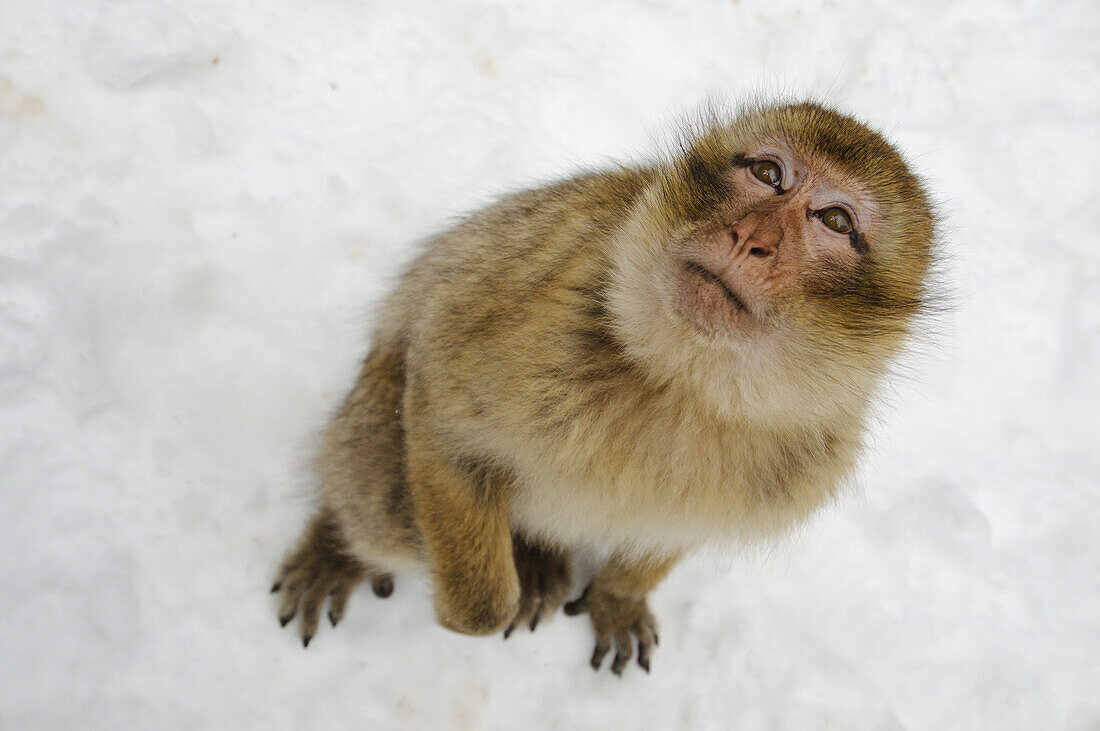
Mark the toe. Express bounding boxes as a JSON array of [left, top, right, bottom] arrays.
[[610, 628, 633, 676], [277, 576, 308, 628], [590, 632, 611, 671], [564, 585, 591, 616], [328, 582, 354, 627], [635, 621, 656, 673], [637, 639, 653, 673], [299, 579, 333, 647], [370, 574, 394, 598]]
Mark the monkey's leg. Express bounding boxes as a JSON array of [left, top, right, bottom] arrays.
[[405, 429, 520, 635], [273, 341, 420, 646], [271, 509, 395, 647], [504, 532, 573, 638], [564, 552, 678, 675]]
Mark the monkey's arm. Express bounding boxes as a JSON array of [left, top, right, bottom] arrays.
[[565, 551, 678, 675], [405, 423, 520, 635]]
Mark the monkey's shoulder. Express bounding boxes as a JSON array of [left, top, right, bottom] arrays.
[[408, 164, 654, 279], [396, 169, 652, 385]]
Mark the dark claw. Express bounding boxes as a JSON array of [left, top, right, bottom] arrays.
[[302, 634, 312, 648], [328, 611, 339, 628], [270, 582, 281, 593], [503, 623, 515, 639], [638, 647, 651, 673], [529, 614, 540, 632], [371, 576, 394, 598], [591, 643, 610, 670], [611, 652, 629, 676], [279, 613, 295, 628], [653, 633, 659, 646]]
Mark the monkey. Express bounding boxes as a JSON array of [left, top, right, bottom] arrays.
[[271, 100, 936, 675]]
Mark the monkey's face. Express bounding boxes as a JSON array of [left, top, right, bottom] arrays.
[[607, 103, 935, 420], [673, 137, 881, 339]]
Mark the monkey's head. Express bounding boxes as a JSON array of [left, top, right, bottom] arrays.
[[607, 102, 937, 424]]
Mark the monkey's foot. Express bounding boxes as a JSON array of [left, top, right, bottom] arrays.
[[504, 533, 572, 638], [564, 584, 659, 676], [271, 511, 394, 648]]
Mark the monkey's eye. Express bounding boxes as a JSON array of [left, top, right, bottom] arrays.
[[819, 207, 853, 234], [750, 160, 783, 188]]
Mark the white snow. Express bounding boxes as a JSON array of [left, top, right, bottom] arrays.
[[1, 0, 1097, 728]]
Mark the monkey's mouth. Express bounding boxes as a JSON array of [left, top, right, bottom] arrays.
[[677, 261, 757, 333], [683, 262, 748, 311]]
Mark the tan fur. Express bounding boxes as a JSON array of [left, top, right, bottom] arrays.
[[563, 552, 676, 674], [272, 101, 936, 667]]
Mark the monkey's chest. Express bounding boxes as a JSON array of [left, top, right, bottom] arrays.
[[506, 421, 852, 554]]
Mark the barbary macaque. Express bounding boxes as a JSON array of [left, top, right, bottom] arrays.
[[272, 101, 936, 675]]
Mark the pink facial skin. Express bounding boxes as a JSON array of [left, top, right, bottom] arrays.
[[675, 138, 880, 336]]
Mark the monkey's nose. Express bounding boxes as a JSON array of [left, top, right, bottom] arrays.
[[731, 219, 781, 258]]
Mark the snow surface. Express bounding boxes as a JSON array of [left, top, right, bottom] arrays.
[[1, 0, 1097, 728]]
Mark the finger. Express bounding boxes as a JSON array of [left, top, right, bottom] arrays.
[[540, 571, 571, 617], [507, 560, 533, 638], [529, 570, 546, 629], [370, 574, 394, 598], [299, 579, 334, 648], [590, 631, 612, 671], [564, 585, 592, 616], [532, 597, 561, 631], [505, 583, 538, 638], [517, 582, 539, 624], [328, 581, 354, 627], [610, 628, 633, 676], [529, 598, 545, 631], [532, 582, 569, 631], [528, 615, 539, 632]]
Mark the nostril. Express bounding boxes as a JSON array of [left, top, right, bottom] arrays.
[[749, 247, 768, 258]]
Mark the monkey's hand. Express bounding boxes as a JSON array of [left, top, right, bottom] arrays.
[[564, 583, 659, 675], [272, 510, 394, 648], [504, 533, 573, 638]]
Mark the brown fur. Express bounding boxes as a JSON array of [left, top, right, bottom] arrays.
[[272, 101, 936, 672], [564, 552, 676, 674], [508, 533, 572, 637]]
